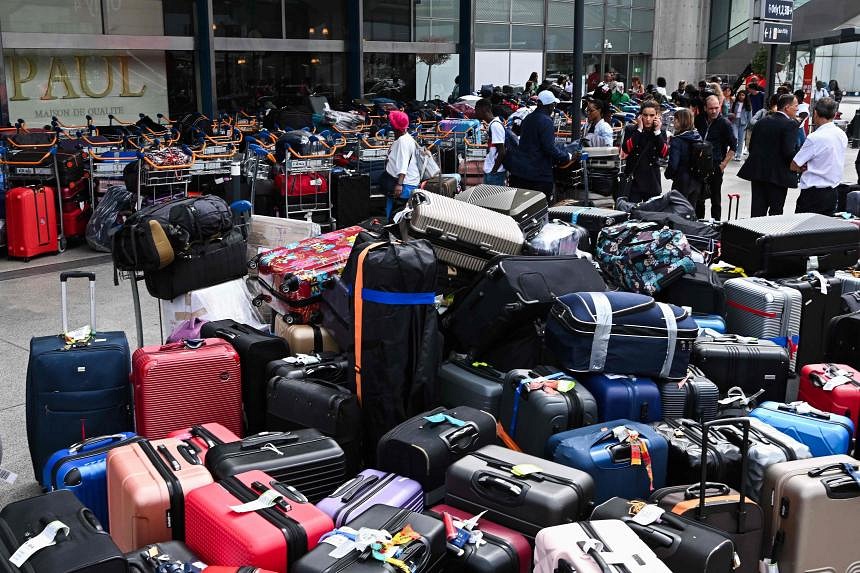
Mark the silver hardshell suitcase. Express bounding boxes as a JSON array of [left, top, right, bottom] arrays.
[[724, 277, 802, 371], [400, 190, 524, 272]]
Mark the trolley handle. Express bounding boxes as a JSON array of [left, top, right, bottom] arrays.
[[0, 147, 56, 166], [59, 272, 97, 335]]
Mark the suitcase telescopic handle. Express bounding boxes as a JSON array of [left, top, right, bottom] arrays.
[[690, 418, 750, 526], [683, 482, 731, 500], [59, 271, 97, 336]]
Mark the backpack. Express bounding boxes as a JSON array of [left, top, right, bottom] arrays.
[[689, 140, 715, 181]]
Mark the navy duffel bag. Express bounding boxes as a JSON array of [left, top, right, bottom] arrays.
[[546, 291, 698, 379]]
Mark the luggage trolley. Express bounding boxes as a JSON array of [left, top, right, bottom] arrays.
[[281, 133, 343, 221], [189, 128, 242, 180], [357, 132, 393, 192], [133, 145, 196, 209]]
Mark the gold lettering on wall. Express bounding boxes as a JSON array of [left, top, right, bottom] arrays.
[[10, 56, 36, 101], [41, 57, 80, 100], [118, 56, 146, 97], [76, 55, 113, 98]]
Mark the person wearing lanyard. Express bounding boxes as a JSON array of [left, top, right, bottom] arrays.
[[474, 98, 507, 186], [384, 110, 420, 219], [790, 97, 847, 216]]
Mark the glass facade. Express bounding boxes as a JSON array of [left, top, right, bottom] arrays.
[[708, 0, 751, 59]]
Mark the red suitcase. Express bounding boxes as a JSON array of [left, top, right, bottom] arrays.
[[59, 175, 89, 201], [185, 469, 333, 572], [62, 201, 91, 238], [132, 338, 243, 439], [252, 226, 362, 325], [6, 185, 58, 260], [166, 422, 241, 463], [798, 363, 860, 440]]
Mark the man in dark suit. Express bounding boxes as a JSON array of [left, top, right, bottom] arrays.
[[738, 94, 800, 217]]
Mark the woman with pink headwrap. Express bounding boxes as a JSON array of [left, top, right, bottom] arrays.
[[383, 110, 420, 219]]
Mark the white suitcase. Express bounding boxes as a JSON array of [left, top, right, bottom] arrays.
[[724, 277, 802, 371], [534, 520, 672, 573]]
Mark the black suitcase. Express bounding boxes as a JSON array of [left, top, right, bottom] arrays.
[[545, 205, 629, 252], [438, 359, 506, 418], [443, 255, 606, 357], [125, 541, 199, 573], [444, 445, 594, 539], [333, 172, 371, 229], [720, 213, 860, 277], [825, 310, 860, 369], [205, 429, 347, 503], [658, 365, 720, 422], [376, 406, 497, 503], [591, 497, 736, 573], [777, 273, 844, 369], [266, 376, 362, 476], [457, 185, 549, 239], [292, 504, 446, 573], [0, 490, 125, 573], [656, 262, 726, 316], [438, 141, 457, 174], [498, 367, 598, 457], [55, 148, 87, 186], [266, 352, 350, 386], [691, 334, 790, 402], [200, 319, 290, 434], [476, 318, 552, 373], [652, 419, 742, 487]]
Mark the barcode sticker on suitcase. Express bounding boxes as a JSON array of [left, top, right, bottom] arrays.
[[0, 467, 17, 485]]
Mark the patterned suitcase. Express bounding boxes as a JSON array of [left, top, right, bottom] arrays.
[[252, 226, 362, 324], [316, 469, 424, 526], [399, 190, 524, 272], [456, 185, 549, 239], [657, 365, 720, 422], [724, 277, 802, 371]]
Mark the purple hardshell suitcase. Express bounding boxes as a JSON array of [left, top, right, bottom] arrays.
[[315, 469, 424, 527]]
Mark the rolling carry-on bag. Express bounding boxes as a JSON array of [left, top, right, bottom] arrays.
[[548, 419, 669, 505], [758, 455, 860, 573], [426, 504, 532, 573], [132, 338, 243, 439], [438, 359, 506, 418], [749, 400, 855, 456], [6, 185, 58, 260], [652, 418, 742, 487], [184, 469, 333, 572], [292, 504, 446, 573], [445, 445, 595, 539], [656, 262, 726, 316], [41, 432, 141, 531], [317, 469, 424, 527], [691, 334, 790, 402], [777, 273, 844, 369], [332, 172, 372, 228], [273, 320, 338, 355], [205, 429, 347, 503], [825, 310, 860, 369], [106, 437, 214, 552], [125, 542, 202, 573], [499, 367, 598, 457], [579, 373, 662, 424], [797, 363, 860, 445], [27, 271, 133, 478], [376, 406, 497, 503], [443, 255, 606, 357], [545, 205, 629, 252], [265, 352, 350, 386], [399, 190, 524, 273], [546, 291, 699, 380], [720, 213, 860, 277], [456, 185, 548, 239], [533, 520, 672, 573], [658, 365, 720, 422], [0, 490, 125, 573], [199, 319, 290, 434], [165, 422, 241, 463], [591, 497, 737, 573]]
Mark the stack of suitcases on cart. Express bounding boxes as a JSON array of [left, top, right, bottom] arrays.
[[6, 148, 860, 573]]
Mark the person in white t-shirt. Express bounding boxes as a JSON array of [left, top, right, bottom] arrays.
[[790, 97, 847, 216], [475, 98, 507, 185], [384, 110, 419, 218], [583, 99, 614, 147]]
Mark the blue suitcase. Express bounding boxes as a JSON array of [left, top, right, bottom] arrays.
[[579, 373, 662, 424], [546, 291, 699, 379], [41, 432, 141, 529], [26, 272, 134, 478], [548, 419, 669, 504], [692, 314, 726, 334], [749, 401, 855, 457]]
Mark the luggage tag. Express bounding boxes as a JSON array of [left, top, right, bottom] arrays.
[[629, 503, 665, 526], [423, 413, 466, 427], [823, 375, 853, 391], [321, 526, 363, 558], [63, 324, 93, 347], [9, 520, 69, 567], [229, 489, 285, 513]]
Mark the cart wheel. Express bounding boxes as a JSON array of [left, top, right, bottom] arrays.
[[252, 296, 264, 308], [58, 237, 67, 253]]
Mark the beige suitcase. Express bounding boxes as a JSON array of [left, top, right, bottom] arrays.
[[759, 454, 860, 573], [273, 316, 339, 354], [106, 438, 213, 552]]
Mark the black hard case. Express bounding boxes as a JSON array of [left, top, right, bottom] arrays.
[[691, 335, 790, 402], [333, 173, 372, 229], [777, 274, 844, 369], [438, 359, 506, 418], [652, 419, 742, 488], [826, 310, 860, 369], [125, 541, 199, 573], [720, 213, 860, 277], [656, 262, 726, 316], [658, 365, 720, 422], [266, 353, 350, 386]]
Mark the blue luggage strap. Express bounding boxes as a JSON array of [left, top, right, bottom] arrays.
[[348, 287, 435, 306]]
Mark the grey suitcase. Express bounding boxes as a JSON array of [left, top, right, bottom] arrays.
[[400, 190, 524, 272], [724, 277, 802, 371], [456, 185, 548, 239], [438, 359, 506, 418], [847, 190, 860, 216], [835, 269, 860, 294], [658, 365, 720, 422]]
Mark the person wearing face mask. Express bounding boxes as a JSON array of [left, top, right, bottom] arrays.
[[618, 100, 669, 202], [694, 94, 736, 220], [583, 99, 614, 147]]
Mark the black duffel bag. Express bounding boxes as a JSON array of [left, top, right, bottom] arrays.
[[274, 129, 314, 160], [635, 210, 721, 240]]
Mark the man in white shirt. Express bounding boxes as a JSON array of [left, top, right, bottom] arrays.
[[474, 98, 507, 185], [583, 99, 614, 147], [790, 97, 847, 216], [385, 110, 420, 218]]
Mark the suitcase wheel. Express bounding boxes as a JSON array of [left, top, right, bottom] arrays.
[[280, 275, 300, 293], [247, 258, 259, 270], [58, 237, 67, 253], [252, 295, 265, 307], [286, 313, 299, 325]]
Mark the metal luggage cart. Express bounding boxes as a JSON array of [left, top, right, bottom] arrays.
[[281, 134, 343, 221], [357, 132, 392, 180], [233, 110, 261, 134], [134, 146, 195, 209], [88, 148, 138, 206]]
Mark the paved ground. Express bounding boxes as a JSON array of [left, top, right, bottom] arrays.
[[0, 145, 858, 507]]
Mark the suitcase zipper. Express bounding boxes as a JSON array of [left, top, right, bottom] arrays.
[[48, 435, 143, 489], [137, 440, 186, 541], [323, 508, 411, 573], [333, 473, 397, 526]]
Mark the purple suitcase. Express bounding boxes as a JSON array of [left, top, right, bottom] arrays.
[[315, 469, 424, 527]]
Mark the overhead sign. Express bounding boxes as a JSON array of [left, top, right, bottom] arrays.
[[761, 21, 793, 44], [760, 0, 793, 22]]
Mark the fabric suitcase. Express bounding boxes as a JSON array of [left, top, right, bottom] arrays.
[[421, 175, 459, 198], [265, 352, 350, 386], [750, 400, 854, 456], [292, 504, 446, 573], [106, 438, 214, 552], [199, 319, 290, 434], [6, 185, 58, 260], [720, 213, 860, 277], [758, 455, 860, 573], [533, 520, 672, 573], [652, 418, 743, 488], [185, 469, 333, 572], [320, 274, 352, 351], [825, 310, 860, 368], [317, 469, 424, 527], [165, 423, 241, 463], [426, 504, 532, 573], [205, 429, 347, 503], [445, 445, 594, 538], [691, 334, 790, 402], [549, 419, 668, 504], [443, 255, 606, 357], [579, 373, 662, 424], [797, 363, 860, 447], [41, 432, 141, 530], [376, 406, 497, 503], [777, 273, 844, 369], [132, 338, 243, 439], [656, 262, 726, 316], [591, 497, 736, 573], [499, 367, 599, 457], [546, 291, 698, 379], [545, 205, 629, 252], [456, 185, 548, 239], [438, 359, 506, 418], [399, 190, 524, 272], [265, 376, 362, 476], [0, 490, 125, 573], [273, 320, 338, 355], [658, 365, 720, 422], [27, 272, 133, 477], [525, 221, 590, 255]]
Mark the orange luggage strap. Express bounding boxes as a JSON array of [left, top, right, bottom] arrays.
[[353, 242, 386, 405]]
